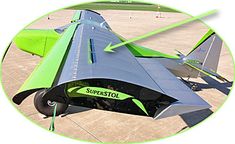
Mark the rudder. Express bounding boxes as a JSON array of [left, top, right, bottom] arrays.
[[186, 29, 223, 72]]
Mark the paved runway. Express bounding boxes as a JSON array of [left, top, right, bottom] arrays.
[[1, 10, 234, 142]]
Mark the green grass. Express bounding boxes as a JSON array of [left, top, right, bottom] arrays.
[[66, 2, 180, 13]]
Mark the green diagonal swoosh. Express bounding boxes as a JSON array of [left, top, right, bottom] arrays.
[[67, 86, 149, 115], [104, 10, 217, 52]]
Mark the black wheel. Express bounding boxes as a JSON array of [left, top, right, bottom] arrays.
[[34, 89, 68, 116], [191, 84, 198, 91]]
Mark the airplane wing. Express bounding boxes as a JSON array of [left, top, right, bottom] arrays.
[[136, 58, 210, 119], [12, 10, 210, 119], [13, 11, 82, 57], [13, 29, 61, 57], [13, 23, 78, 104], [119, 29, 229, 83], [116, 34, 180, 59], [185, 61, 230, 82]]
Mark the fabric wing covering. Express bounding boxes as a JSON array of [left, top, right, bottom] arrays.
[[13, 10, 210, 119]]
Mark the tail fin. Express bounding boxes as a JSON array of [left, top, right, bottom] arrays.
[[186, 29, 223, 72]]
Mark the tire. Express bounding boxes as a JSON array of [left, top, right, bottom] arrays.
[[191, 84, 198, 91], [34, 89, 68, 116]]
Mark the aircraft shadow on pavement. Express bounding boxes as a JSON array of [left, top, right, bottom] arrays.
[[181, 76, 233, 95], [178, 76, 233, 128], [62, 105, 92, 117], [180, 108, 213, 128], [201, 76, 233, 95]]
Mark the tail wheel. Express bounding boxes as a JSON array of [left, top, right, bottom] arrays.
[[34, 89, 68, 116]]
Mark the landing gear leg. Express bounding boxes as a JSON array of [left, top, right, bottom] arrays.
[[180, 77, 198, 91], [191, 83, 198, 91], [187, 76, 190, 82]]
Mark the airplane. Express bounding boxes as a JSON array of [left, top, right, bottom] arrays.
[[11, 10, 229, 119]]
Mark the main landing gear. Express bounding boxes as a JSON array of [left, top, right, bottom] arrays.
[[34, 89, 68, 116], [180, 77, 198, 91]]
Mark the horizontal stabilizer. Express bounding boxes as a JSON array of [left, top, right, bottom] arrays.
[[13, 29, 61, 57], [185, 61, 229, 82]]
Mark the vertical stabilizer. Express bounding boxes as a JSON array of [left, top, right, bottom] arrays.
[[186, 29, 223, 72]]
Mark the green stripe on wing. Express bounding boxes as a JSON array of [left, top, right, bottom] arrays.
[[71, 10, 81, 22], [67, 86, 149, 115], [17, 23, 78, 93], [184, 62, 212, 77]]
